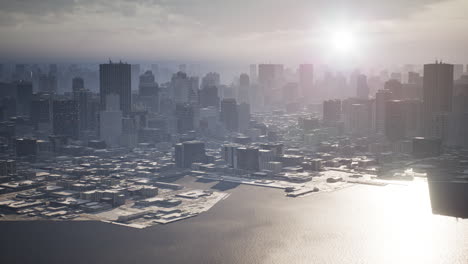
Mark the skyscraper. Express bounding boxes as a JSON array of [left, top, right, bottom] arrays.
[[30, 97, 51, 129], [323, 99, 342, 123], [13, 64, 27, 81], [131, 64, 140, 91], [237, 102, 250, 132], [74, 88, 92, 132], [375, 89, 392, 134], [453, 64, 464, 80], [402, 99, 423, 138], [343, 98, 373, 137], [201, 72, 220, 89], [423, 62, 453, 138], [175, 141, 207, 168], [199, 86, 219, 108], [221, 98, 239, 132], [299, 64, 314, 99], [235, 147, 259, 171], [175, 103, 195, 134], [385, 100, 406, 141], [356, 74, 369, 99], [171, 72, 191, 104], [38, 73, 57, 93], [53, 99, 79, 139], [139, 71, 158, 96], [151, 64, 160, 82], [238, 73, 250, 104], [138, 71, 159, 112], [72, 77, 84, 93], [258, 64, 283, 91], [189, 76, 199, 104], [15, 80, 33, 116], [384, 79, 403, 100], [408, 72, 422, 84], [258, 64, 283, 105], [249, 64, 257, 84], [99, 61, 132, 115], [100, 94, 123, 146]]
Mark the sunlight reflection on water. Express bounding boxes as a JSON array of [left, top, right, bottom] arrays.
[[263, 179, 468, 264]]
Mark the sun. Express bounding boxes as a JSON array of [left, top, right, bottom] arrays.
[[331, 30, 357, 53]]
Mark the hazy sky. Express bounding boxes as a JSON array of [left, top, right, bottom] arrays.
[[0, 0, 467, 66]]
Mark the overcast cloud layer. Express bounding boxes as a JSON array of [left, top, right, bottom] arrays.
[[0, 0, 467, 65]]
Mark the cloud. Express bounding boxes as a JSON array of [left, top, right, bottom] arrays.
[[0, 0, 465, 64], [0, 0, 449, 29]]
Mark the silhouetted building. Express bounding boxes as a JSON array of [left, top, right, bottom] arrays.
[[15, 81, 33, 116], [138, 71, 159, 112], [171, 72, 191, 104], [151, 64, 160, 82], [1, 97, 16, 119], [0, 160, 16, 176], [385, 100, 406, 141], [199, 86, 219, 108], [13, 64, 27, 81], [99, 61, 132, 115], [299, 64, 314, 98], [131, 64, 140, 91], [201, 72, 220, 90], [175, 141, 207, 168], [220, 98, 238, 131], [235, 147, 259, 171], [53, 99, 79, 139], [408, 72, 422, 84], [30, 97, 51, 128], [375, 89, 392, 134], [413, 137, 442, 158], [237, 102, 250, 132], [423, 62, 453, 140], [428, 178, 468, 219], [38, 73, 57, 93], [453, 64, 464, 81], [356, 74, 369, 99], [238, 73, 250, 104], [249, 64, 257, 83], [72, 77, 84, 93], [402, 99, 423, 138], [343, 98, 373, 137], [100, 94, 122, 146], [175, 103, 194, 134], [384, 79, 403, 100], [323, 99, 341, 123], [74, 88, 93, 132], [258, 64, 284, 103], [16, 138, 37, 157], [139, 71, 158, 96], [299, 117, 319, 131]]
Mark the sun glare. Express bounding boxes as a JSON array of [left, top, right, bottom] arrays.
[[331, 30, 356, 53]]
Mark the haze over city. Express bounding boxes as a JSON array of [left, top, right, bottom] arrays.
[[1, 1, 468, 264], [1, 0, 468, 66]]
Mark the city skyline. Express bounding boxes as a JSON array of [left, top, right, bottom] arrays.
[[1, 1, 468, 264]]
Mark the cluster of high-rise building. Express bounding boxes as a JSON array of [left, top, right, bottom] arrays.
[[320, 62, 468, 151], [1, 59, 468, 223], [0, 60, 466, 170]]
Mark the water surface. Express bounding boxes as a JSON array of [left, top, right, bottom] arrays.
[[0, 177, 467, 264]]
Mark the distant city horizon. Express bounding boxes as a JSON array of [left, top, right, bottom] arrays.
[[1, 1, 468, 263], [1, 0, 468, 64]]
